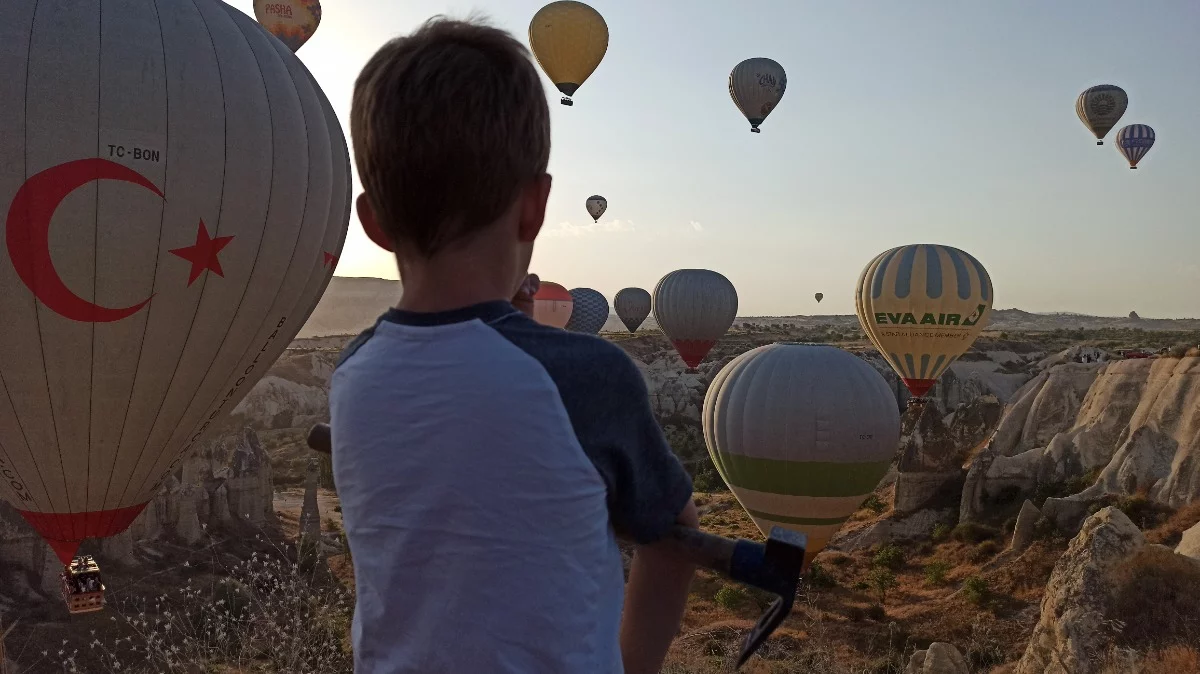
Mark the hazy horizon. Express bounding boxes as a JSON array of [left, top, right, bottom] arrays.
[[226, 0, 1200, 318]]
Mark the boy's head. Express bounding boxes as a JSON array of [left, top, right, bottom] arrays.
[[351, 17, 551, 285]]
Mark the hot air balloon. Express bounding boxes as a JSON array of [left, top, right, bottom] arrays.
[[704, 343, 900, 566], [532, 282, 574, 328], [564, 287, 609, 334], [729, 58, 786, 133], [585, 195, 607, 222], [653, 269, 737, 369], [855, 245, 993, 399], [1115, 124, 1155, 169], [1076, 85, 1128, 145], [613, 287, 651, 333], [529, 1, 608, 106], [254, 0, 321, 52], [0, 0, 350, 569], [815, 293, 823, 303]]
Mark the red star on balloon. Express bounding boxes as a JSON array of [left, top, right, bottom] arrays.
[[323, 251, 338, 268], [169, 220, 235, 286]]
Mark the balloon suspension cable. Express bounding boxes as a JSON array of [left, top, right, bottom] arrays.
[[560, 97, 573, 106]]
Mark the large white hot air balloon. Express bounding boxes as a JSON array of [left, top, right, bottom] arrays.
[[704, 343, 900, 566], [613, 287, 651, 333], [0, 0, 350, 565], [653, 269, 737, 369]]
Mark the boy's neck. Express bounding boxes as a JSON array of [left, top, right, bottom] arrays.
[[395, 262, 520, 314]]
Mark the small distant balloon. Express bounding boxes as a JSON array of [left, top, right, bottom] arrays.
[[815, 293, 823, 303], [729, 58, 786, 133], [614, 287, 651, 333], [529, 1, 608, 106], [585, 195, 607, 222], [254, 0, 322, 52], [1076, 85, 1128, 146], [1115, 124, 1155, 169]]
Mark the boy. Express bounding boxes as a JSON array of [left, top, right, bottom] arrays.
[[332, 16, 698, 673]]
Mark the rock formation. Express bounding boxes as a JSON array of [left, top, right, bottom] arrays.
[[1010, 499, 1042, 553], [1017, 507, 1143, 674], [905, 642, 968, 674], [1177, 521, 1200, 561], [894, 401, 965, 514]]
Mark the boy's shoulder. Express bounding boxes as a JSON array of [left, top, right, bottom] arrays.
[[487, 312, 645, 387]]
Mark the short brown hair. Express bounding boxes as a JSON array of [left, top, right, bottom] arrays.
[[351, 17, 551, 258]]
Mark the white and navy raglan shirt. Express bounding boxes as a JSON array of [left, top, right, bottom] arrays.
[[329, 300, 694, 674]]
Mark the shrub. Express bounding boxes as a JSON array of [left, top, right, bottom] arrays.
[[931, 523, 952, 542], [82, 551, 353, 672], [807, 560, 837, 589], [971, 540, 1001, 562], [846, 605, 866, 622], [952, 522, 998, 544], [924, 561, 951, 586], [862, 493, 886, 514], [963, 576, 990, 606], [865, 604, 887, 621], [714, 585, 749, 610], [867, 568, 898, 603], [872, 543, 905, 570], [825, 553, 852, 567]]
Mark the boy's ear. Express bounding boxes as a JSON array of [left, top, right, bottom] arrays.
[[356, 193, 394, 252], [517, 174, 552, 243]]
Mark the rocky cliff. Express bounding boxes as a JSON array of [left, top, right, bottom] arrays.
[[965, 357, 1200, 526]]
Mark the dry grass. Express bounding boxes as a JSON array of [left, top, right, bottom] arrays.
[[1105, 545, 1200, 652], [1144, 500, 1200, 548]]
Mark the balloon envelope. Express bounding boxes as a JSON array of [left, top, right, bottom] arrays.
[[1076, 85, 1128, 144], [729, 58, 786, 132], [704, 343, 900, 566], [653, 269, 737, 368], [1115, 124, 1155, 168], [613, 287, 651, 333], [815, 293, 823, 303], [254, 0, 321, 52], [585, 195, 607, 222], [0, 0, 350, 563], [532, 282, 574, 329], [564, 288, 609, 334], [529, 1, 608, 104], [855, 244, 993, 398]]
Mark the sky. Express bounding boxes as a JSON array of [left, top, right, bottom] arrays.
[[228, 0, 1200, 318]]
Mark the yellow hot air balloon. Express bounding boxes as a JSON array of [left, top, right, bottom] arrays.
[[855, 244, 993, 399], [529, 1, 608, 106], [254, 0, 322, 53]]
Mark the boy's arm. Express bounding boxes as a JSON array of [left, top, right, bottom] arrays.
[[620, 498, 699, 674]]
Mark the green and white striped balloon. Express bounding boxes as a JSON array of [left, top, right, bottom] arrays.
[[703, 343, 900, 566]]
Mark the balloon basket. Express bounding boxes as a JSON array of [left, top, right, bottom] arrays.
[[1097, 141, 1103, 146], [906, 397, 927, 408], [1129, 166, 1137, 170], [560, 97, 573, 106], [750, 128, 761, 134]]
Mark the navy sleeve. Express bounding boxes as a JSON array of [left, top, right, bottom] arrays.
[[490, 314, 694, 544]]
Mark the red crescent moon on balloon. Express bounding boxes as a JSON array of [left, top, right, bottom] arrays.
[[6, 158, 162, 323]]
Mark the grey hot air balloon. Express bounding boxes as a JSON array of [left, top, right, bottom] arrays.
[[564, 287, 609, 334], [729, 58, 786, 133], [704, 343, 900, 567], [653, 269, 737, 368], [613, 287, 651, 332], [0, 0, 350, 564], [814, 292, 823, 303], [585, 195, 607, 222], [1076, 85, 1128, 145]]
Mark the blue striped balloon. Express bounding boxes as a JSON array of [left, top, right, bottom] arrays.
[[1115, 124, 1155, 169]]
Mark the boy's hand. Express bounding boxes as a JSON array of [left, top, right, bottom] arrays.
[[512, 273, 540, 317]]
